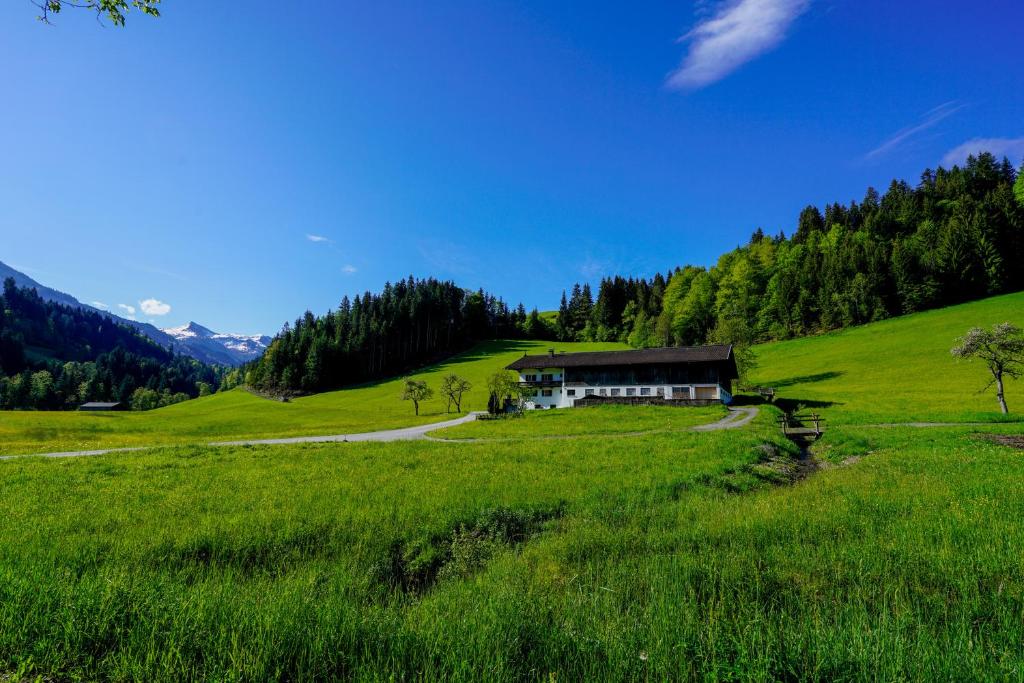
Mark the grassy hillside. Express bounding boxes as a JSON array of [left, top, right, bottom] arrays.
[[0, 339, 625, 456], [749, 291, 1024, 424]]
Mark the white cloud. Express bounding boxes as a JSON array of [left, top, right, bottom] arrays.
[[865, 101, 964, 160], [90, 301, 109, 310], [342, 264, 358, 275], [139, 298, 171, 316], [667, 0, 810, 90], [941, 137, 1024, 168], [306, 234, 330, 243], [117, 304, 136, 319]]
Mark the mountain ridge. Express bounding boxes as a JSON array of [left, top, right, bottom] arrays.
[[0, 261, 266, 367]]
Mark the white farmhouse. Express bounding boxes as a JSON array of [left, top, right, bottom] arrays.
[[505, 345, 738, 410]]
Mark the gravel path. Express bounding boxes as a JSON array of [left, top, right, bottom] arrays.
[[692, 406, 759, 431], [209, 412, 484, 447], [1, 407, 760, 461], [0, 413, 484, 461]]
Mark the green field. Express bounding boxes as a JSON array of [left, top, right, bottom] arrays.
[[749, 290, 1024, 424], [430, 403, 727, 439], [4, 295, 1024, 680], [0, 339, 625, 456]]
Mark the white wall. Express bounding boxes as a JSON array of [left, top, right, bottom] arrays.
[[518, 367, 731, 409]]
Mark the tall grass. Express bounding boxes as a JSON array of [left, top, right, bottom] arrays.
[[4, 409, 1024, 679]]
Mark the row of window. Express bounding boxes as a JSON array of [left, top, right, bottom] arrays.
[[523, 374, 557, 382], [533, 386, 701, 401], [566, 387, 694, 398]]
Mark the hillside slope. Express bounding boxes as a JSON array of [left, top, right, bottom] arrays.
[[750, 291, 1024, 424], [0, 339, 626, 455]]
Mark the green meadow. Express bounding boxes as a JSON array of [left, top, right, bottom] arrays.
[[0, 339, 624, 456], [4, 412, 1024, 680], [430, 403, 727, 439], [4, 294, 1024, 680]]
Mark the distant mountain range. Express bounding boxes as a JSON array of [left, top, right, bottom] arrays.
[[162, 322, 272, 367], [0, 260, 269, 367]]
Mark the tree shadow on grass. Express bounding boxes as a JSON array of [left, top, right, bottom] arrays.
[[773, 397, 839, 413], [767, 371, 844, 388], [426, 339, 540, 371]]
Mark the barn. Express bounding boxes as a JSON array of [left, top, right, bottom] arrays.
[[506, 345, 738, 409]]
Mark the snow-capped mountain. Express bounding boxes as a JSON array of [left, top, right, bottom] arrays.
[[163, 322, 272, 367], [0, 260, 268, 367]]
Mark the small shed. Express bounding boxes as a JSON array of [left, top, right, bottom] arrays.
[[79, 402, 123, 412]]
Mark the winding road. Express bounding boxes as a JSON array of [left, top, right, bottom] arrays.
[[0, 407, 760, 461]]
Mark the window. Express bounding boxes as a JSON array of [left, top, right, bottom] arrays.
[[610, 388, 621, 397], [541, 389, 553, 397], [626, 387, 636, 396], [640, 387, 651, 396], [585, 389, 595, 396], [672, 387, 688, 398], [541, 373, 553, 382], [567, 389, 576, 396], [524, 374, 537, 382], [599, 388, 607, 396]]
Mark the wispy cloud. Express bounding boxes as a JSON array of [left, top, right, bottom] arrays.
[[667, 0, 810, 90], [417, 239, 480, 279], [865, 101, 965, 160], [117, 304, 136, 319], [123, 262, 189, 283], [306, 234, 331, 243], [139, 298, 171, 316], [342, 264, 358, 275], [941, 137, 1024, 168], [578, 256, 610, 280], [90, 301, 109, 310]]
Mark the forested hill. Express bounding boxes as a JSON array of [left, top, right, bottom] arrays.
[[0, 279, 220, 410], [553, 153, 1024, 355], [246, 278, 550, 394], [249, 153, 1022, 396]]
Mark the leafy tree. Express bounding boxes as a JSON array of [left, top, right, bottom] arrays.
[[951, 322, 1024, 414], [400, 378, 433, 416], [30, 370, 55, 408], [1015, 162, 1024, 208], [486, 370, 527, 415], [34, 0, 160, 26], [708, 316, 757, 384], [130, 387, 160, 411], [439, 374, 472, 413]]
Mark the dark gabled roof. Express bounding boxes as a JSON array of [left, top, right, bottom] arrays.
[[506, 345, 735, 372]]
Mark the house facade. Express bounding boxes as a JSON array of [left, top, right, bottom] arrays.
[[505, 345, 738, 409]]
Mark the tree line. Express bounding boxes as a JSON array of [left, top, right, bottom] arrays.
[[553, 154, 1024, 374], [246, 277, 551, 394], [0, 279, 221, 410]]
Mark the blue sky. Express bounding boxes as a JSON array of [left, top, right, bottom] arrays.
[[1, 1, 1022, 335]]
